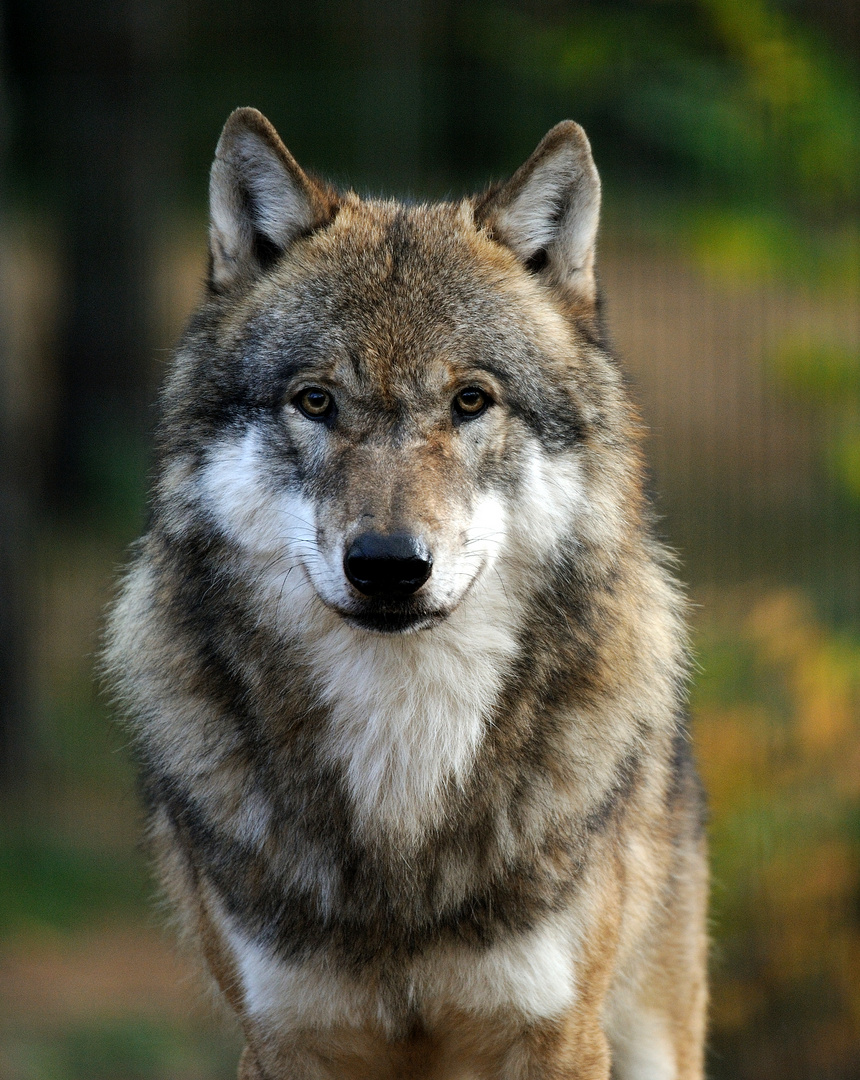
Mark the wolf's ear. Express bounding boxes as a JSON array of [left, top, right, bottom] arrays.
[[208, 108, 337, 290], [475, 121, 601, 305]]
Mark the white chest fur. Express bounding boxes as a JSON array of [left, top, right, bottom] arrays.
[[305, 575, 519, 843], [225, 912, 578, 1038]]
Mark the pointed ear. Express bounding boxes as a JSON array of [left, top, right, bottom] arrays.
[[475, 121, 601, 305], [208, 108, 337, 290]]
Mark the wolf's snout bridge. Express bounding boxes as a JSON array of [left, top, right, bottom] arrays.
[[344, 532, 433, 597]]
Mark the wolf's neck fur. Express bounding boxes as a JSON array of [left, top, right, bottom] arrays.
[[301, 575, 520, 844]]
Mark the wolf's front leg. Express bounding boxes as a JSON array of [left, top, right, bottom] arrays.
[[238, 1041, 346, 1080], [238, 1041, 340, 1080], [237, 1031, 404, 1080], [239, 1017, 612, 1080], [238, 1040, 336, 1080], [237, 1046, 262, 1079], [496, 1014, 611, 1080]]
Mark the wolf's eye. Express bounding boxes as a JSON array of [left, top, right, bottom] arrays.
[[453, 387, 490, 420], [295, 387, 334, 420]]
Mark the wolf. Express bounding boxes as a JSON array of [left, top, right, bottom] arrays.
[[104, 107, 707, 1079]]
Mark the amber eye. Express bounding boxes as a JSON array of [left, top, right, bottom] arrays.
[[453, 387, 490, 419], [295, 387, 334, 420]]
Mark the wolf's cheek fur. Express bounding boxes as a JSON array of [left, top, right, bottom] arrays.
[[198, 422, 519, 623], [505, 444, 588, 568], [196, 418, 594, 637], [198, 426, 322, 629]]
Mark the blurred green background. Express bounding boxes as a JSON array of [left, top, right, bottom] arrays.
[[0, 1, 857, 1077]]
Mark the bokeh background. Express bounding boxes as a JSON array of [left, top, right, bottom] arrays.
[[0, 1, 858, 1077]]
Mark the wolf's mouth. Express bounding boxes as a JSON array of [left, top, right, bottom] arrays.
[[337, 601, 446, 634]]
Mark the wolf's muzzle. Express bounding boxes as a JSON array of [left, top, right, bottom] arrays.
[[344, 532, 433, 598]]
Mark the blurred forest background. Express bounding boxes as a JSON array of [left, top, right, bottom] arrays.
[[0, 1, 858, 1078]]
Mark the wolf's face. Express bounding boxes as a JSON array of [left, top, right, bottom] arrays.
[[195, 201, 602, 634], [159, 110, 633, 639]]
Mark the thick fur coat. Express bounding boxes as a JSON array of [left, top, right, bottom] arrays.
[[105, 108, 708, 1079]]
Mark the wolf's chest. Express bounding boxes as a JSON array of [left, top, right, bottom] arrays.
[[197, 750, 587, 976], [302, 595, 520, 844]]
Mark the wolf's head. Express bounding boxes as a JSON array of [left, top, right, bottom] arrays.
[[155, 109, 643, 637]]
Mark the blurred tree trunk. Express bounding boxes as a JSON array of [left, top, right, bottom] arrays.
[[0, 8, 32, 792], [354, 0, 427, 189], [48, 0, 173, 514], [7, 0, 182, 517], [1, 0, 183, 788]]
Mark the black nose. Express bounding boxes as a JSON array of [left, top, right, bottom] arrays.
[[344, 532, 433, 598]]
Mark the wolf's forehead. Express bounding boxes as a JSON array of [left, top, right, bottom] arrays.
[[310, 201, 504, 305], [255, 206, 515, 373]]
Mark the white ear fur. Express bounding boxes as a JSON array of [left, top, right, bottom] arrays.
[[208, 108, 330, 290], [479, 122, 601, 304]]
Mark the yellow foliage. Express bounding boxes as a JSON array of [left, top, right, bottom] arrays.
[[746, 589, 860, 756], [693, 586, 860, 1071], [695, 705, 777, 813]]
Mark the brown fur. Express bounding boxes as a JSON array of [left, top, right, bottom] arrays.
[[105, 109, 708, 1078]]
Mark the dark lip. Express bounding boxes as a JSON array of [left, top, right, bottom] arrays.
[[335, 604, 447, 635]]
